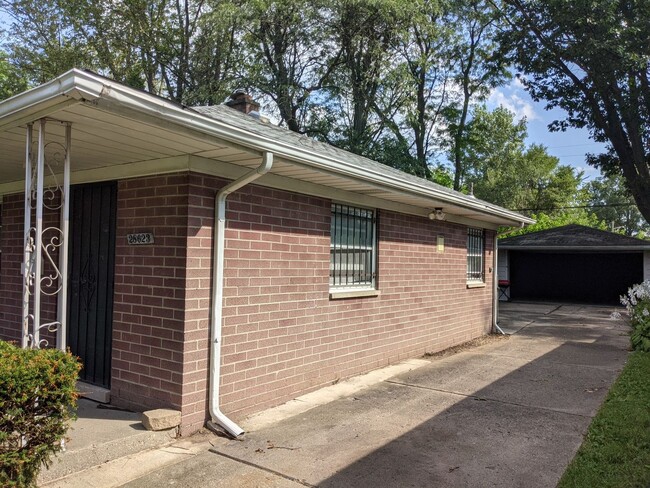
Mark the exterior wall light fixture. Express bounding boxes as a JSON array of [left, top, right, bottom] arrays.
[[429, 208, 446, 221]]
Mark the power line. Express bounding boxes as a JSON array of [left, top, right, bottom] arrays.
[[512, 203, 635, 212], [546, 142, 603, 149], [555, 153, 594, 158]]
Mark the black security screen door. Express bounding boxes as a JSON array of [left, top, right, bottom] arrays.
[[67, 181, 117, 388]]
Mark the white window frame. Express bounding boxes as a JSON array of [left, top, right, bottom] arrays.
[[330, 203, 377, 291], [467, 227, 485, 283]]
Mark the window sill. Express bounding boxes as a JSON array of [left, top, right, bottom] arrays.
[[329, 289, 380, 300], [466, 282, 486, 289]]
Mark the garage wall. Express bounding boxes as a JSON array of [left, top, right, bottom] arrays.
[[497, 249, 509, 281]]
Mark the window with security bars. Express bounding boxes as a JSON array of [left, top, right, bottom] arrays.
[[330, 204, 377, 289], [467, 228, 485, 282]]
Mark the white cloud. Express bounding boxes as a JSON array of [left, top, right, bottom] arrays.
[[512, 76, 526, 90], [488, 88, 540, 121], [571, 164, 601, 182]]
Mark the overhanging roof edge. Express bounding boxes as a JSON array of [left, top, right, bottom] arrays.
[[0, 69, 533, 227], [499, 245, 650, 251]]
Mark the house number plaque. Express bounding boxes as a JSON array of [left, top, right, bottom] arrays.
[[127, 232, 155, 245]]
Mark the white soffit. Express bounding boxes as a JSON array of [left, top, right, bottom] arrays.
[[0, 69, 532, 227]]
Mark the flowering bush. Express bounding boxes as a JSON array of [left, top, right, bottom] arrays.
[[620, 281, 650, 352]]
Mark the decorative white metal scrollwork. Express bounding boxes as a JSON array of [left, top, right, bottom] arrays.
[[29, 141, 66, 212], [43, 142, 66, 211], [40, 227, 64, 296], [22, 120, 72, 351], [23, 228, 36, 293], [28, 321, 61, 349]]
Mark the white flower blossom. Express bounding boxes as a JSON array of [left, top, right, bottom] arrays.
[[620, 280, 650, 315]]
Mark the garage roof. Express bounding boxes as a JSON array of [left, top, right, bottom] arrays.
[[499, 224, 650, 251]]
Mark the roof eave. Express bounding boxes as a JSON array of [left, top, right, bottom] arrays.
[[94, 78, 532, 226], [0, 70, 104, 131], [1, 69, 532, 227], [499, 245, 650, 251]]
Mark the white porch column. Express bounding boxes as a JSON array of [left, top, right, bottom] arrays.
[[21, 118, 71, 350], [21, 124, 33, 349], [32, 119, 46, 347], [56, 123, 71, 351]]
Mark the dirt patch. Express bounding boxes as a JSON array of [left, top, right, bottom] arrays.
[[423, 334, 509, 360]]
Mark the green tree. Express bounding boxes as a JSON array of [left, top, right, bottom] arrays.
[[373, 0, 453, 178], [324, 0, 410, 154], [461, 106, 583, 213], [586, 173, 650, 237], [0, 50, 27, 100], [501, 209, 604, 237], [1, 0, 94, 83], [445, 0, 510, 191], [1, 0, 233, 102], [496, 0, 650, 224], [238, 0, 341, 132], [63, 0, 208, 100], [185, 0, 241, 106], [523, 149, 585, 214]]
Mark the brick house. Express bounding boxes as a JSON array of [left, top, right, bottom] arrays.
[[0, 70, 531, 436]]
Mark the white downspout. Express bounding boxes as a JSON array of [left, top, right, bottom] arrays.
[[492, 231, 505, 335], [207, 151, 273, 437]]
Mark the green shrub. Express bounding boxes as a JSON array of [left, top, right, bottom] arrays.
[[0, 341, 81, 487], [620, 281, 650, 352]]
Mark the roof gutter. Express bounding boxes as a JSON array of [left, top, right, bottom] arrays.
[[14, 70, 529, 227], [498, 246, 650, 251], [0, 71, 101, 131], [207, 151, 274, 437], [0, 69, 532, 227]]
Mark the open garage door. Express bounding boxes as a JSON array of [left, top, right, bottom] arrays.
[[509, 251, 643, 305]]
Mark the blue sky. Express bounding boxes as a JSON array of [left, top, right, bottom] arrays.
[[487, 78, 606, 182]]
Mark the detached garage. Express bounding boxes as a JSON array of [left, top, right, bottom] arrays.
[[498, 224, 650, 305]]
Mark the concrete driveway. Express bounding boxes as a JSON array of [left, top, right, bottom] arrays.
[[58, 303, 630, 488]]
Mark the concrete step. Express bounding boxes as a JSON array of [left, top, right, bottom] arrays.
[[38, 400, 177, 485]]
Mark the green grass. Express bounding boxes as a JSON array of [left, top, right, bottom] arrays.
[[558, 351, 650, 488]]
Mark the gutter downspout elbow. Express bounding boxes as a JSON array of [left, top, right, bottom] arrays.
[[208, 152, 273, 437]]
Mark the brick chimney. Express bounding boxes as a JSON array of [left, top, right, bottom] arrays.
[[225, 89, 260, 115]]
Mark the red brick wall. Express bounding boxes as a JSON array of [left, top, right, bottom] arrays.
[[0, 194, 61, 346], [176, 173, 217, 434], [111, 174, 191, 412], [1, 172, 495, 437], [0, 194, 24, 343], [178, 173, 494, 434]]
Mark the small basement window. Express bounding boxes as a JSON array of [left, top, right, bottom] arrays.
[[467, 227, 485, 283], [330, 203, 377, 290]]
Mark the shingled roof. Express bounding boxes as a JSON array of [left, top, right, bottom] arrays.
[[499, 224, 650, 250], [192, 105, 476, 204], [0, 69, 532, 227]]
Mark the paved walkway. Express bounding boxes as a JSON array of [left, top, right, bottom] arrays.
[[38, 399, 176, 484], [46, 303, 629, 488]]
